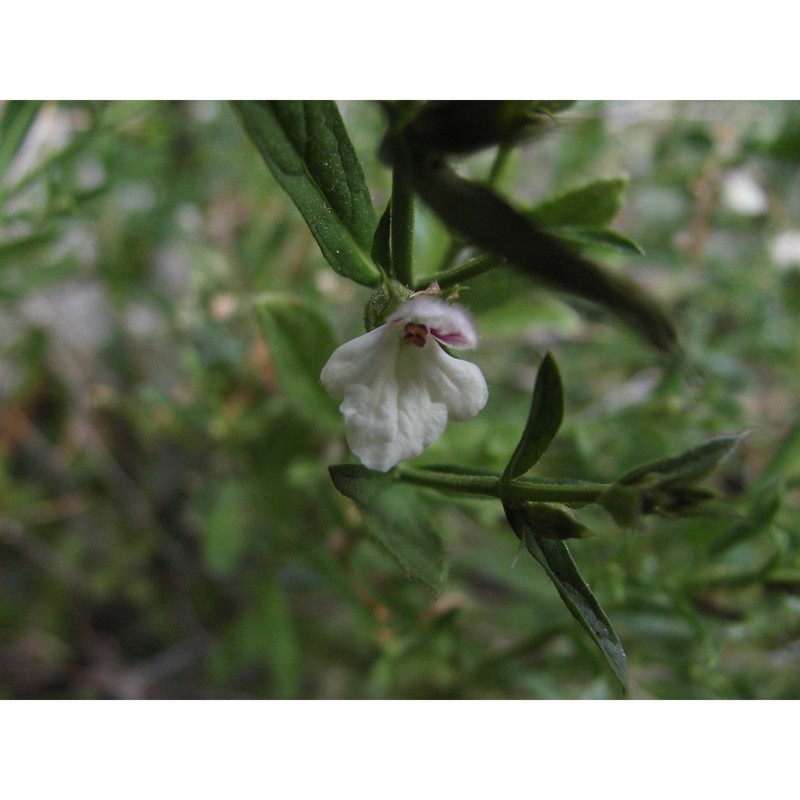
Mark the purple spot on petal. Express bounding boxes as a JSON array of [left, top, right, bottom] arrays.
[[431, 328, 469, 347]]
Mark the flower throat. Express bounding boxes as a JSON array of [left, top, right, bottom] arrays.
[[402, 322, 429, 348]]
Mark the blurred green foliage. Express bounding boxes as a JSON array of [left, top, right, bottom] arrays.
[[1, 100, 799, 698]]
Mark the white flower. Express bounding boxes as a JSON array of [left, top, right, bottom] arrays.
[[321, 295, 489, 472], [769, 230, 800, 271], [720, 168, 768, 217]]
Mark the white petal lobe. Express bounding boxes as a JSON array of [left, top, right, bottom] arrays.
[[419, 343, 489, 421], [320, 326, 394, 398], [320, 295, 489, 472]]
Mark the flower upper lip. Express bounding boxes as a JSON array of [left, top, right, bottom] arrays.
[[321, 295, 488, 472]]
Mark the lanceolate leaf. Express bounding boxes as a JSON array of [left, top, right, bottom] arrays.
[[531, 177, 629, 228], [546, 226, 645, 256], [0, 101, 43, 186], [510, 502, 592, 540], [502, 352, 564, 482], [417, 252, 505, 292], [619, 434, 743, 489], [329, 464, 447, 591], [233, 101, 380, 287], [403, 101, 552, 155], [0, 231, 57, 267], [503, 502, 628, 690], [395, 153, 677, 353]]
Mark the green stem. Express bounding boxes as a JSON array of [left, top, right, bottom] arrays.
[[391, 165, 415, 287], [396, 465, 607, 504], [487, 142, 513, 189], [416, 252, 504, 291]]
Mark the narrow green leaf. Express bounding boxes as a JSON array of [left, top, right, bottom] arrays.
[[258, 578, 302, 698], [0, 231, 57, 268], [502, 352, 564, 482], [218, 577, 302, 698], [764, 569, 800, 595], [417, 252, 504, 292], [402, 101, 552, 155], [509, 502, 593, 540], [763, 105, 800, 162], [390, 166, 415, 286], [371, 199, 392, 273], [201, 481, 249, 575], [547, 226, 645, 256], [0, 101, 43, 184], [329, 464, 447, 591], [503, 502, 628, 690], [644, 486, 721, 517], [2, 106, 106, 202], [619, 434, 743, 489], [232, 101, 380, 287], [683, 552, 780, 590], [253, 293, 340, 429], [397, 154, 677, 353], [531, 177, 629, 228]]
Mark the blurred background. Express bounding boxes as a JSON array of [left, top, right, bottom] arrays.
[[0, 100, 798, 699]]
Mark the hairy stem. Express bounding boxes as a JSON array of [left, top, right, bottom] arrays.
[[391, 165, 415, 287], [396, 465, 607, 504]]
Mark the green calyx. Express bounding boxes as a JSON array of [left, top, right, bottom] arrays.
[[363, 280, 414, 331]]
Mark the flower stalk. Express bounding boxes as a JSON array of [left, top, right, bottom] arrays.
[[396, 465, 608, 504]]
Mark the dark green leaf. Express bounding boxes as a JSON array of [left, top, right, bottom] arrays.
[[232, 101, 380, 287], [329, 464, 447, 591], [401, 101, 552, 155], [547, 226, 645, 256], [0, 231, 57, 268], [371, 199, 392, 273], [509, 502, 592, 540], [254, 293, 340, 429], [531, 177, 629, 228], [619, 434, 743, 489], [763, 105, 800, 162], [2, 106, 106, 202], [684, 552, 780, 590], [764, 569, 800, 595], [503, 502, 628, 690], [644, 486, 720, 517], [0, 101, 43, 185], [396, 154, 677, 352], [502, 352, 564, 482]]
